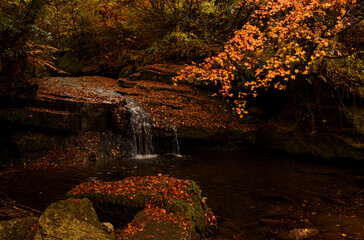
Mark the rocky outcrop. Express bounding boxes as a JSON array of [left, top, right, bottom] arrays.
[[0, 217, 37, 240], [67, 176, 216, 239], [0, 76, 129, 167], [34, 198, 114, 240]]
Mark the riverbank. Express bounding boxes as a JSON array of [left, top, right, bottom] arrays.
[[1, 66, 363, 171]]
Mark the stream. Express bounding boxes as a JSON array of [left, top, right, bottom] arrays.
[[1, 148, 363, 239]]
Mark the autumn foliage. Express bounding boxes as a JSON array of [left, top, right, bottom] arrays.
[[174, 0, 363, 117], [69, 175, 216, 238], [113, 203, 191, 239], [70, 175, 197, 203]]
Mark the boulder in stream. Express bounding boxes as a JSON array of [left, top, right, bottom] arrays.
[[121, 206, 190, 240], [67, 175, 216, 239], [34, 198, 115, 240], [0, 217, 37, 240]]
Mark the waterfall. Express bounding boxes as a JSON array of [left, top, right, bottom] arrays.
[[124, 97, 156, 159], [124, 97, 181, 158], [171, 125, 181, 157]]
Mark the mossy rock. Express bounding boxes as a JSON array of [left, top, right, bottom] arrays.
[[67, 176, 216, 239], [34, 198, 115, 240], [127, 220, 186, 240], [0, 217, 37, 240], [123, 208, 190, 240]]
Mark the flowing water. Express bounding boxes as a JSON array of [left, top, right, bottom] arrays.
[[124, 97, 155, 158], [171, 125, 181, 156], [124, 97, 180, 159], [1, 148, 363, 239]]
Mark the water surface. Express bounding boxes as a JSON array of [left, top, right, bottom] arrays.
[[1, 149, 363, 239]]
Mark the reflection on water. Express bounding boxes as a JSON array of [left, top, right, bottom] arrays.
[[1, 150, 363, 239]]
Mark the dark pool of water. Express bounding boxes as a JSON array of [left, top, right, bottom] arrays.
[[1, 149, 363, 239]]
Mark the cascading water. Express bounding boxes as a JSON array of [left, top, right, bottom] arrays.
[[124, 97, 181, 158], [171, 125, 181, 157], [124, 97, 156, 159]]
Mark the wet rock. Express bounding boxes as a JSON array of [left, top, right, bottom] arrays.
[[101, 222, 114, 233], [125, 209, 190, 240], [25, 131, 127, 169], [0, 217, 37, 240], [67, 176, 216, 238], [0, 77, 129, 166], [1, 107, 80, 132], [80, 102, 108, 131], [178, 125, 212, 139], [34, 198, 114, 240]]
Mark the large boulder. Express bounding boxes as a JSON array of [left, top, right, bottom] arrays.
[[0, 217, 37, 240], [67, 175, 216, 239], [34, 198, 115, 240], [118, 205, 190, 240], [0, 76, 129, 167]]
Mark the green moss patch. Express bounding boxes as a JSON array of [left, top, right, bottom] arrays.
[[34, 198, 114, 240], [67, 175, 216, 239]]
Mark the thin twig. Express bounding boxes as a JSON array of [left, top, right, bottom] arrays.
[[0, 193, 42, 214]]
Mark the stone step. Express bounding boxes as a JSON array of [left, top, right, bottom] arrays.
[[0, 107, 80, 132]]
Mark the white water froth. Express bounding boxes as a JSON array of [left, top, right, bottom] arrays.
[[124, 97, 182, 158], [171, 125, 181, 156], [125, 97, 154, 157], [134, 154, 159, 160]]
